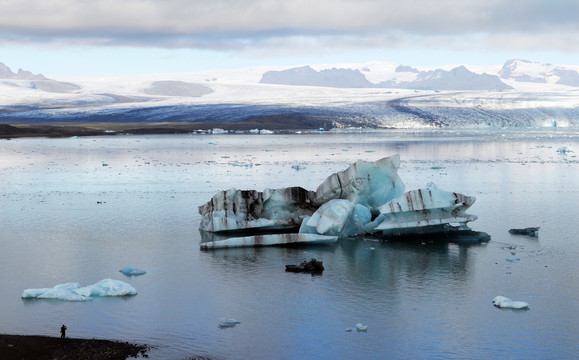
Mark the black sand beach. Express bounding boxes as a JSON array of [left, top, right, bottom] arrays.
[[0, 115, 343, 138], [0, 334, 149, 359]]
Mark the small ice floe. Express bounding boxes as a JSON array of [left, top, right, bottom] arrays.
[[291, 164, 307, 171], [492, 296, 529, 309], [346, 323, 368, 332], [119, 266, 147, 276], [218, 318, 241, 329], [556, 146, 572, 154]]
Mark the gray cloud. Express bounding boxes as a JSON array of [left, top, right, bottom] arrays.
[[1, 0, 578, 53]]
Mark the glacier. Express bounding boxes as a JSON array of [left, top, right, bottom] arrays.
[[199, 155, 482, 249], [21, 279, 137, 301], [2, 60, 579, 132]]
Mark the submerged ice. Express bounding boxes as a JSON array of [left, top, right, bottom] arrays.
[[199, 155, 480, 248], [21, 279, 137, 301]]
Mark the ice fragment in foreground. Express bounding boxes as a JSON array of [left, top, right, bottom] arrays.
[[21, 279, 137, 301], [492, 296, 529, 309]]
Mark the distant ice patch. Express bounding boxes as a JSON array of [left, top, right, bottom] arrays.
[[21, 279, 137, 301], [119, 266, 147, 276]]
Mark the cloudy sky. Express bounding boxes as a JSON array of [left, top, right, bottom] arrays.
[[1, 0, 578, 76]]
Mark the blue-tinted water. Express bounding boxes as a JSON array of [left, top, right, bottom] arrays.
[[1, 129, 578, 359]]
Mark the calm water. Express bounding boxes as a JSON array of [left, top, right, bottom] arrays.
[[1, 129, 578, 359]]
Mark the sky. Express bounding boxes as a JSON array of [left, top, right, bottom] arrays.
[[1, 0, 579, 77]]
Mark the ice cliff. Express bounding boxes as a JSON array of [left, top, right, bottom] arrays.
[[198, 155, 479, 248]]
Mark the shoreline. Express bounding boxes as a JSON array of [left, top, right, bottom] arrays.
[[0, 116, 349, 138], [0, 334, 149, 359]]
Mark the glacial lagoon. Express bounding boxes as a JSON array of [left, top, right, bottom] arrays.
[[1, 128, 578, 359]]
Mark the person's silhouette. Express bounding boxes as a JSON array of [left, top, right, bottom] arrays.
[[60, 325, 67, 339]]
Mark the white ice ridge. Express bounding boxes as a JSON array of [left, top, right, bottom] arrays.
[[492, 296, 529, 309], [21, 279, 137, 301], [200, 233, 338, 250]]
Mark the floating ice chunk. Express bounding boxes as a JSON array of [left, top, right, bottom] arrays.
[[355, 323, 368, 332], [313, 155, 405, 211], [22, 279, 137, 301], [75, 279, 137, 297], [376, 184, 477, 235], [346, 323, 368, 332], [218, 318, 241, 328], [299, 199, 379, 239], [556, 146, 572, 154], [198, 156, 482, 241], [492, 296, 529, 309], [198, 187, 316, 233], [119, 266, 147, 276], [21, 283, 90, 301], [200, 233, 337, 250]]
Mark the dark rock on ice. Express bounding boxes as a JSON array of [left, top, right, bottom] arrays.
[[509, 227, 540, 237], [285, 258, 325, 274]]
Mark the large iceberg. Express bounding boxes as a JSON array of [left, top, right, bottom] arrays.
[[199, 155, 481, 248], [21, 279, 137, 301]]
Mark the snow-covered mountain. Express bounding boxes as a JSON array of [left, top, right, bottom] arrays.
[[0, 61, 80, 93], [0, 62, 47, 80], [499, 59, 579, 86], [262, 64, 512, 91], [261, 66, 376, 88], [1, 60, 578, 129]]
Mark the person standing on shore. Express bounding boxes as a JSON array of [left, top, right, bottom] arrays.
[[60, 325, 67, 339]]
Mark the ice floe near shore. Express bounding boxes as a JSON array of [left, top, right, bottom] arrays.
[[21, 279, 137, 301], [199, 155, 483, 248]]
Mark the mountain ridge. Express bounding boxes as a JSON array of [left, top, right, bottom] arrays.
[[0, 62, 47, 80]]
